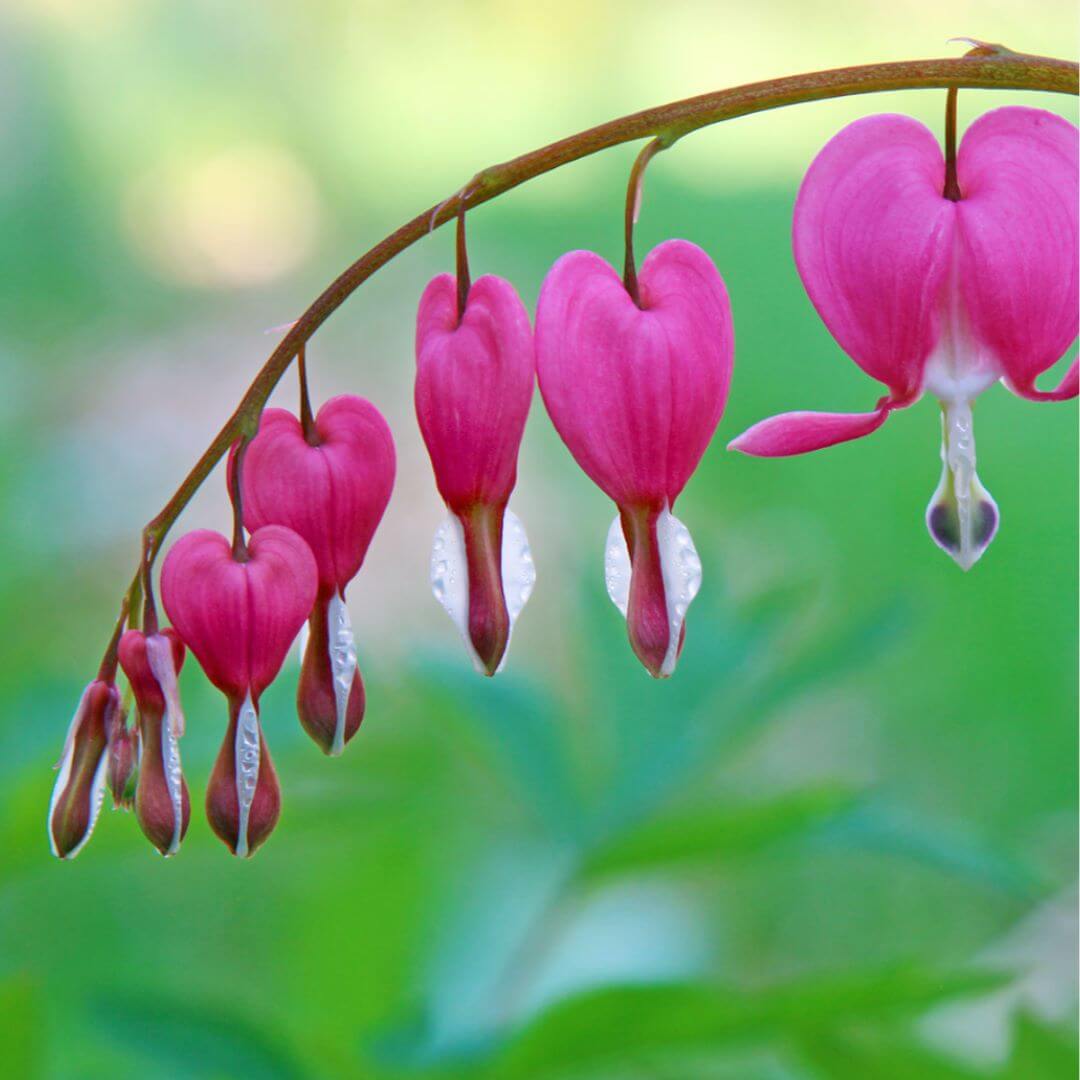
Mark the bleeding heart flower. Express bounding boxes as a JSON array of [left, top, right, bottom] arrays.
[[161, 525, 317, 857], [729, 106, 1078, 570], [535, 239, 734, 677], [48, 677, 120, 859], [118, 628, 189, 856], [415, 273, 536, 675], [237, 397, 395, 755]]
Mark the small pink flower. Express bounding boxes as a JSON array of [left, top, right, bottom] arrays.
[[118, 628, 189, 856], [730, 107, 1078, 569], [536, 239, 734, 677], [237, 397, 395, 755], [415, 273, 536, 675], [48, 677, 120, 859], [161, 526, 317, 857]]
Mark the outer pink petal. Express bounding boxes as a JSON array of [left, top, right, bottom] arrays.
[[415, 273, 535, 512], [535, 240, 732, 508], [954, 107, 1079, 400], [240, 398, 395, 591], [793, 114, 956, 399], [728, 402, 892, 457], [161, 526, 317, 700]]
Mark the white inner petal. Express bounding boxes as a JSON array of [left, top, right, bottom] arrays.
[[147, 634, 185, 737], [234, 692, 260, 858], [327, 591, 358, 756], [604, 506, 703, 677], [429, 507, 535, 675], [922, 246, 1001, 402], [927, 397, 998, 572], [146, 634, 185, 856]]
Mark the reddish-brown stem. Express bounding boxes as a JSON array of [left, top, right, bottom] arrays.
[[943, 87, 962, 200], [297, 343, 319, 444], [623, 138, 666, 305], [105, 48, 1076, 644], [229, 438, 250, 562], [456, 200, 471, 323]]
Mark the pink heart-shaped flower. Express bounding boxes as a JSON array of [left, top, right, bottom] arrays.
[[536, 239, 733, 677], [161, 525, 317, 703], [235, 397, 394, 754]]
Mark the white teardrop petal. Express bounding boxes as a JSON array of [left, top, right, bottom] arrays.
[[602, 506, 702, 677], [327, 592, 358, 756], [429, 506, 535, 675], [656, 507, 703, 677], [604, 515, 631, 617], [234, 692, 260, 859]]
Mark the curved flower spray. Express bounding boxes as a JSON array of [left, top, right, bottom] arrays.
[[730, 105, 1078, 569], [42, 48, 1078, 858]]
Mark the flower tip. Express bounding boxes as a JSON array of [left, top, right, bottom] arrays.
[[206, 697, 281, 858], [297, 593, 365, 755]]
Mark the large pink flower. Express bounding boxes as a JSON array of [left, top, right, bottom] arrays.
[[237, 396, 395, 755], [536, 239, 734, 677], [415, 273, 536, 676], [161, 526, 317, 857], [730, 107, 1079, 569]]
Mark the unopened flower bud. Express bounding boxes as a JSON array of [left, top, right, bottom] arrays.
[[118, 628, 189, 856], [48, 678, 119, 859], [106, 710, 137, 810]]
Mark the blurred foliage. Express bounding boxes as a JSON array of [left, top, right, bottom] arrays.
[[1, 2, 1077, 1078]]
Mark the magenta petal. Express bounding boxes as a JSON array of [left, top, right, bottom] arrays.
[[238, 397, 395, 593], [1005, 359, 1078, 403], [728, 404, 892, 457], [793, 114, 955, 399], [415, 273, 535, 512], [954, 107, 1079, 397], [535, 240, 732, 508], [161, 525, 317, 700]]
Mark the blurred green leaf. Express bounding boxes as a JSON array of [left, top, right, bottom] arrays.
[[88, 995, 307, 1080], [581, 784, 860, 882], [0, 978, 44, 1079], [819, 803, 1039, 896], [491, 968, 1010, 1078], [794, 1030, 985, 1080], [412, 656, 584, 840], [1001, 1014, 1077, 1079]]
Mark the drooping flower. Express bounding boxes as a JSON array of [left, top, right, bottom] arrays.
[[48, 676, 121, 858], [535, 239, 734, 677], [161, 526, 317, 857], [415, 272, 536, 675], [236, 397, 395, 755], [729, 107, 1078, 569], [118, 628, 188, 855]]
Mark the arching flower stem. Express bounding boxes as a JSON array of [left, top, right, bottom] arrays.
[[100, 46, 1077, 660]]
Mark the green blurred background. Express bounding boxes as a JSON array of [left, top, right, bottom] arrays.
[[2, 2, 1076, 1077]]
